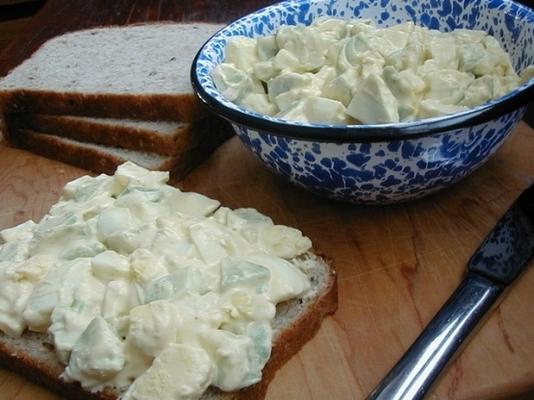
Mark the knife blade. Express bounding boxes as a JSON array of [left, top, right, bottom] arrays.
[[368, 184, 534, 400]]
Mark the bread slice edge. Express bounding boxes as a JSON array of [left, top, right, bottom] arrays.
[[5, 117, 233, 179], [0, 90, 207, 122], [6, 114, 195, 157]]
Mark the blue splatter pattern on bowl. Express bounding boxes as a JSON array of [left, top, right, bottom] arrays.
[[233, 109, 523, 202], [192, 0, 534, 204]]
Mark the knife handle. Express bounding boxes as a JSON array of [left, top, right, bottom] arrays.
[[367, 272, 503, 400]]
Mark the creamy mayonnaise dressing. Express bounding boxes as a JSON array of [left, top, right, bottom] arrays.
[[211, 18, 533, 124], [0, 162, 314, 399]]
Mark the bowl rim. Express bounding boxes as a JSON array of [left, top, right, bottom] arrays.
[[191, 0, 534, 143]]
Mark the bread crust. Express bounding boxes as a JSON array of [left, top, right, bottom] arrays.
[[4, 116, 233, 180], [0, 90, 208, 123], [0, 257, 337, 400], [0, 334, 117, 400], [6, 114, 194, 157], [11, 128, 133, 175]]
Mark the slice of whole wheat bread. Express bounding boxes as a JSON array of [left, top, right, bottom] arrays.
[[7, 114, 196, 156], [0, 253, 337, 400], [13, 129, 181, 173], [6, 117, 232, 179], [0, 23, 224, 121]]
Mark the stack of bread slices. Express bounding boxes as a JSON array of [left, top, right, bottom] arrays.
[[0, 22, 230, 178]]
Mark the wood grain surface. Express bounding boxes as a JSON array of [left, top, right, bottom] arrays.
[[0, 18, 30, 53], [0, 1, 533, 399]]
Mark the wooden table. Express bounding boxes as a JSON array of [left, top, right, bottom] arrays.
[[0, 1, 533, 399]]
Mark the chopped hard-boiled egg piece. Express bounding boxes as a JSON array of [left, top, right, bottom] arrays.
[[225, 37, 259, 74], [347, 73, 400, 124], [267, 72, 314, 103], [423, 69, 474, 105], [129, 300, 179, 357], [257, 35, 278, 61], [460, 75, 495, 107], [383, 66, 426, 120], [63, 317, 125, 390], [322, 68, 359, 106], [211, 63, 264, 103], [520, 65, 534, 85], [0, 220, 36, 242], [199, 329, 254, 391], [241, 93, 278, 115], [123, 343, 214, 400], [275, 25, 328, 72], [427, 32, 458, 69], [91, 250, 130, 281], [114, 161, 168, 190], [244, 254, 310, 303]]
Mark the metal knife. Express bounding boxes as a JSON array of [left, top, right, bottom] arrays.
[[368, 183, 534, 400]]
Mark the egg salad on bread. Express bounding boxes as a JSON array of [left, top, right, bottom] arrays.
[[0, 162, 320, 400]]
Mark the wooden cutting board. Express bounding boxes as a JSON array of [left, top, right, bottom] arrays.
[[0, 1, 533, 399]]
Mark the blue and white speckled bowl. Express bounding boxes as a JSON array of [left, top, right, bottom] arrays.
[[192, 0, 534, 204]]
